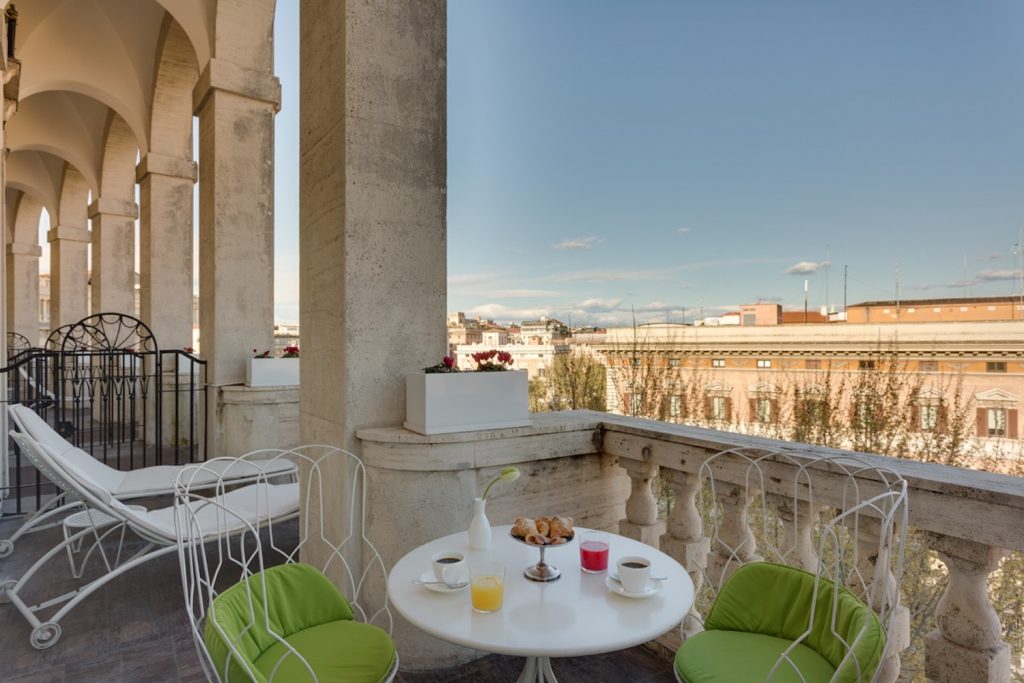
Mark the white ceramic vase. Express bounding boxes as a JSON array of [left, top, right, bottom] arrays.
[[468, 497, 491, 550]]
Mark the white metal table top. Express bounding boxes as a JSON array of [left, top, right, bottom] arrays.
[[387, 525, 694, 659]]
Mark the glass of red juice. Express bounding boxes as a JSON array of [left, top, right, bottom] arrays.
[[579, 531, 610, 573]]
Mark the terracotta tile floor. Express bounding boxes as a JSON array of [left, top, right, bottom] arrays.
[[0, 513, 675, 682]]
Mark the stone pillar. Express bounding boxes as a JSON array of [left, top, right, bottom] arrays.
[[618, 453, 665, 546], [193, 59, 279, 457], [924, 533, 1010, 683], [299, 0, 447, 447], [47, 224, 90, 327], [1, 55, 20, 495], [88, 197, 138, 315], [660, 469, 710, 640], [6, 241, 40, 341], [707, 482, 760, 587], [137, 153, 196, 350], [300, 0, 446, 670], [850, 517, 909, 683]]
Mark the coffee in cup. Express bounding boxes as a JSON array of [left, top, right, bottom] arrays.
[[616, 555, 651, 593], [432, 551, 468, 584]]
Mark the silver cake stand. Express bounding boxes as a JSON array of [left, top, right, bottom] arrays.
[[509, 530, 575, 582]]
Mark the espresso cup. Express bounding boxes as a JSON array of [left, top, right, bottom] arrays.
[[432, 551, 468, 584], [616, 555, 651, 593]]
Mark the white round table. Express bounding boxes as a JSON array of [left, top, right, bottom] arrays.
[[387, 525, 694, 682]]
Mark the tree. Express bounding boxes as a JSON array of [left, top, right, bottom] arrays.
[[547, 349, 606, 411]]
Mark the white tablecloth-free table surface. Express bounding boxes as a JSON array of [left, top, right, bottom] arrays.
[[387, 525, 694, 681]]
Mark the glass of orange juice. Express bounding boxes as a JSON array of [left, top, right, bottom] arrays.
[[470, 562, 505, 613]]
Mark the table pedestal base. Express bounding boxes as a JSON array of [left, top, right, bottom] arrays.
[[516, 656, 558, 682]]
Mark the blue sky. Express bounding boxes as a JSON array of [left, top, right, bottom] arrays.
[[272, 2, 1024, 326]]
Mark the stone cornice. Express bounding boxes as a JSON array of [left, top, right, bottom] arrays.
[[88, 198, 139, 220], [47, 225, 91, 244], [192, 58, 281, 115], [6, 242, 41, 257], [135, 153, 198, 183]]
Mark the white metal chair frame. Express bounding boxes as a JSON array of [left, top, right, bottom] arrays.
[[0, 403, 294, 561], [675, 446, 909, 683], [0, 431, 299, 650], [175, 445, 398, 683]]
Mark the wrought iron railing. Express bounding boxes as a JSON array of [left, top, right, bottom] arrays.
[[1, 314, 208, 514]]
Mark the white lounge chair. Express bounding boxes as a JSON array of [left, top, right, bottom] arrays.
[[1, 431, 300, 649], [0, 403, 295, 559]]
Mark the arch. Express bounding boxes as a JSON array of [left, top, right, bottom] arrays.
[[5, 189, 23, 245], [6, 91, 109, 194], [99, 112, 140, 201], [16, 0, 169, 153], [12, 193, 43, 246], [58, 164, 91, 229], [6, 151, 63, 220], [149, 16, 199, 158], [154, 0, 213, 70]]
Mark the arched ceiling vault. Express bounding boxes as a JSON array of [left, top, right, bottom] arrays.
[[7, 151, 63, 222]]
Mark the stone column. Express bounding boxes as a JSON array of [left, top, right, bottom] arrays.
[[660, 469, 710, 640], [1, 55, 20, 488], [47, 224, 90, 327], [6, 241, 40, 341], [137, 153, 196, 349], [618, 453, 665, 546], [924, 533, 1010, 683], [707, 482, 760, 587], [88, 197, 138, 315], [300, 0, 446, 670], [299, 0, 446, 447], [193, 59, 279, 457]]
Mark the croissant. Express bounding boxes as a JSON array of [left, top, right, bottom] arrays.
[[535, 517, 551, 537], [525, 533, 549, 545], [549, 536, 568, 545], [512, 517, 539, 539], [548, 516, 574, 539]]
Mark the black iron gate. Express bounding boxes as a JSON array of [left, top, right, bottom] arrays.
[[1, 313, 208, 514]]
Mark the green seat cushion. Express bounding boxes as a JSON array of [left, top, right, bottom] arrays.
[[253, 620, 397, 683], [675, 629, 836, 683], [683, 563, 885, 683], [204, 563, 362, 681]]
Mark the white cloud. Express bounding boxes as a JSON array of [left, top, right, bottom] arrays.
[[448, 273, 492, 288], [977, 269, 1022, 282], [551, 266, 681, 283], [676, 227, 691, 235], [484, 289, 560, 299], [553, 236, 602, 250], [785, 260, 830, 275]]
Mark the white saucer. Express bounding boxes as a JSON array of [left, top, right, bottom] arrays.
[[605, 574, 662, 599], [417, 570, 468, 594]]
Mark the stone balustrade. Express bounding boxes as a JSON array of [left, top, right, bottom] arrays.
[[358, 410, 1023, 680]]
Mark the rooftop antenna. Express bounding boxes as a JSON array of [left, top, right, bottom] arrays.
[[895, 260, 900, 320], [825, 246, 831, 321], [804, 279, 809, 324], [843, 265, 848, 315], [962, 254, 968, 298]]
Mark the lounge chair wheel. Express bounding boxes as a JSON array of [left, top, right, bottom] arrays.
[[0, 539, 13, 558], [0, 579, 15, 603], [30, 622, 62, 650]]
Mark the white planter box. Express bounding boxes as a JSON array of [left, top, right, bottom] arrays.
[[404, 370, 530, 435], [246, 358, 300, 387]]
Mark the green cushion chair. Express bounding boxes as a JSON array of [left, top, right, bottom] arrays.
[[675, 562, 885, 683], [205, 562, 397, 683]]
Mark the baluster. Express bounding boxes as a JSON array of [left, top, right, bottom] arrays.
[[845, 517, 909, 683], [707, 481, 759, 589], [660, 469, 709, 639], [924, 532, 1010, 683], [618, 450, 664, 548], [765, 493, 820, 572]]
